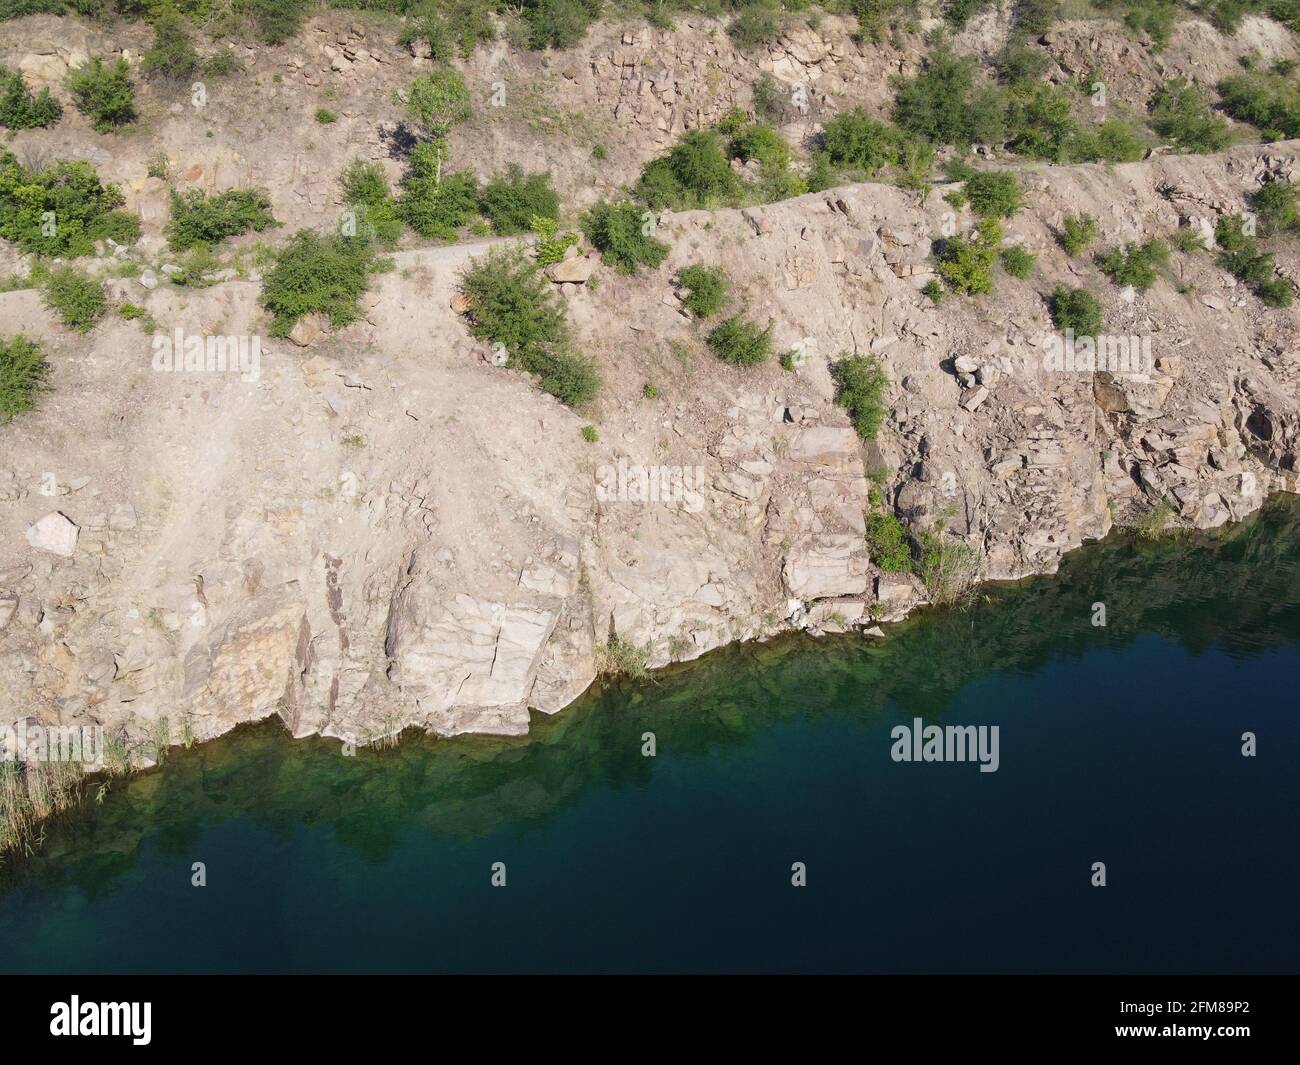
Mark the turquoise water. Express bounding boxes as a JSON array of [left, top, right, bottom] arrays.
[[2, 498, 1299, 974]]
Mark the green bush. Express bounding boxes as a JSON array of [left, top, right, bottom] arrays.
[[1215, 213, 1294, 306], [636, 130, 743, 209], [66, 56, 136, 132], [42, 266, 105, 332], [675, 264, 728, 318], [753, 72, 786, 121], [1000, 245, 1036, 278], [729, 5, 780, 50], [401, 0, 496, 60], [1069, 119, 1147, 163], [806, 151, 838, 192], [582, 200, 669, 273], [406, 67, 472, 138], [1172, 225, 1206, 253], [261, 229, 385, 336], [532, 215, 578, 265], [0, 151, 139, 256], [1218, 70, 1300, 139], [1095, 238, 1168, 290], [993, 40, 1049, 90], [459, 244, 598, 406], [1059, 213, 1098, 256], [478, 166, 559, 235], [522, 0, 601, 50], [167, 188, 277, 250], [832, 353, 888, 441], [936, 225, 999, 295], [1251, 179, 1300, 236], [943, 0, 992, 28], [1048, 285, 1103, 336], [1014, 0, 1059, 33], [316, 107, 337, 124], [341, 158, 404, 244], [707, 316, 772, 367], [142, 11, 198, 81], [729, 122, 791, 170], [252, 0, 307, 45], [867, 498, 912, 572], [0, 66, 61, 129], [893, 46, 1009, 147], [964, 171, 1021, 218], [821, 109, 900, 175], [399, 142, 479, 240], [0, 334, 50, 422], [1150, 79, 1232, 153], [921, 277, 944, 303]]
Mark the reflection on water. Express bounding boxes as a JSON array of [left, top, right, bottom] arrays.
[[1, 496, 1299, 973]]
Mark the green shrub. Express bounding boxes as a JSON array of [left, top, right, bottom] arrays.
[[142, 11, 198, 81], [1251, 179, 1300, 236], [1000, 245, 1036, 278], [522, 0, 601, 50], [964, 171, 1021, 219], [42, 266, 105, 332], [0, 151, 139, 256], [400, 0, 496, 60], [867, 499, 912, 572], [707, 316, 772, 367], [167, 188, 277, 250], [532, 215, 578, 266], [341, 158, 405, 244], [935, 220, 1000, 295], [832, 353, 888, 441], [261, 229, 385, 336], [1150, 79, 1232, 153], [635, 130, 743, 209], [581, 424, 599, 443], [729, 122, 791, 170], [316, 108, 337, 124], [918, 527, 977, 606], [459, 244, 597, 406], [675, 264, 728, 318], [1095, 238, 1168, 290], [1215, 213, 1294, 306], [921, 277, 944, 303], [1059, 213, 1098, 256], [893, 46, 1009, 147], [993, 39, 1049, 90], [753, 72, 786, 121], [478, 166, 559, 235], [252, 0, 307, 45], [66, 56, 136, 132], [0, 334, 50, 422], [1068, 119, 1147, 163], [1014, 0, 1059, 33], [729, 5, 780, 50], [1048, 285, 1103, 336], [582, 200, 669, 273], [1172, 225, 1206, 252], [821, 108, 900, 175], [943, 0, 992, 28], [0, 66, 61, 129], [399, 143, 479, 240], [806, 151, 838, 193], [1218, 70, 1300, 139], [406, 67, 472, 138]]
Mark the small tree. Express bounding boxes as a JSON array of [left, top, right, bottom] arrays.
[[406, 68, 472, 140], [66, 57, 136, 132]]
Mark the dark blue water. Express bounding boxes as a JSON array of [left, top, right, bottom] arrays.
[[2, 498, 1298, 973]]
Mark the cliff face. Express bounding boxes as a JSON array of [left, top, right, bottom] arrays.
[[2, 9, 1300, 758], [3, 139, 1299, 755]]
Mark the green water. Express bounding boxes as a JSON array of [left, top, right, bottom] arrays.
[[1, 497, 1299, 973]]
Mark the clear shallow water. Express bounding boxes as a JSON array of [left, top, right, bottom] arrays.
[[2, 498, 1299, 974]]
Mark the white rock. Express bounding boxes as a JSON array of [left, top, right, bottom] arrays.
[[26, 512, 79, 557]]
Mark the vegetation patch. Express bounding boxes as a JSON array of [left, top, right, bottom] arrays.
[[459, 244, 598, 407], [341, 159, 404, 245], [0, 333, 50, 422], [832, 353, 888, 441], [66, 56, 136, 132], [261, 229, 387, 336], [582, 200, 669, 273], [1095, 238, 1169, 290], [167, 188, 277, 250], [1150, 78, 1232, 153], [1218, 69, 1300, 140], [0, 65, 61, 129], [707, 316, 772, 367], [674, 264, 728, 318], [399, 143, 479, 241], [42, 266, 106, 333], [1058, 213, 1098, 256], [1215, 213, 1294, 307], [478, 166, 559, 236], [1048, 285, 1104, 336]]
